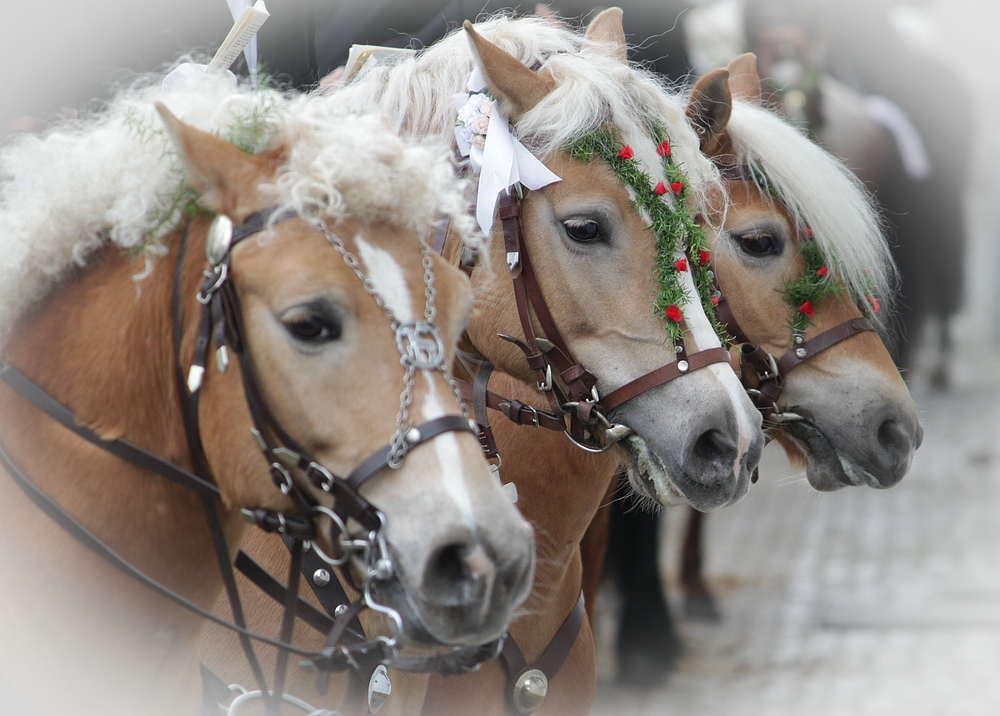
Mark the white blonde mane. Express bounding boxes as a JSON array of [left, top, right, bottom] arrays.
[[726, 100, 896, 319], [326, 15, 721, 213], [0, 69, 473, 345]]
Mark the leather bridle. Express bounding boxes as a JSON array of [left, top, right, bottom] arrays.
[[458, 190, 730, 462], [0, 207, 502, 716], [712, 161, 878, 426]]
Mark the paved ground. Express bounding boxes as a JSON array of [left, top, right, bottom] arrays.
[[591, 353, 1000, 716]]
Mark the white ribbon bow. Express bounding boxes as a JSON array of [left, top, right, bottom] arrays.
[[453, 67, 561, 236]]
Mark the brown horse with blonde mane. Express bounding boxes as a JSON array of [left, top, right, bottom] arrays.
[[0, 74, 533, 716], [420, 48, 921, 715]]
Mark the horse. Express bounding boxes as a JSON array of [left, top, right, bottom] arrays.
[[0, 70, 534, 716], [420, 48, 921, 714], [200, 10, 768, 714], [619, 6, 964, 667]]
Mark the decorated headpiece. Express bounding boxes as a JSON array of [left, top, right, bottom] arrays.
[[567, 125, 720, 344], [453, 68, 561, 235]]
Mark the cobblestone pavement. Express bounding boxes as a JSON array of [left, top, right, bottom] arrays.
[[591, 373, 1000, 716]]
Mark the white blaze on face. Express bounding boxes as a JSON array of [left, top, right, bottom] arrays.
[[354, 235, 413, 323], [420, 373, 476, 526], [354, 234, 476, 525], [677, 255, 757, 475]]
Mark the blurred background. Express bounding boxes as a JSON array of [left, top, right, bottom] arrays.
[[3, 1, 998, 713]]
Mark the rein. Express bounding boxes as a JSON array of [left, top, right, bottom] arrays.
[[0, 207, 494, 716]]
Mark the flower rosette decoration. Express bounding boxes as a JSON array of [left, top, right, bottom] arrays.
[[455, 91, 493, 150], [568, 125, 721, 344]]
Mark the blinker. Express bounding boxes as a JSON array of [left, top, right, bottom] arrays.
[[206, 215, 234, 267]]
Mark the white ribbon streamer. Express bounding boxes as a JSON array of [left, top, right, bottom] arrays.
[[453, 68, 560, 236]]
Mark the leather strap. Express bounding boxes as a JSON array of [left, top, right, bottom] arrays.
[[775, 317, 874, 376], [500, 592, 586, 714], [600, 347, 731, 412], [344, 414, 476, 492], [456, 377, 566, 433]]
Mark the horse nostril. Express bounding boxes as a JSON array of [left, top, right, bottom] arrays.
[[876, 418, 915, 486], [690, 429, 737, 477], [422, 541, 495, 608], [877, 419, 910, 461]]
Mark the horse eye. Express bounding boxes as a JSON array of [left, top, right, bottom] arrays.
[[563, 218, 602, 243], [736, 232, 780, 256], [283, 309, 342, 343]]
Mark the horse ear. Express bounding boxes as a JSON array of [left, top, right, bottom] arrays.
[[463, 21, 555, 117], [584, 7, 627, 63], [727, 53, 763, 105], [686, 68, 732, 156], [155, 102, 273, 218]]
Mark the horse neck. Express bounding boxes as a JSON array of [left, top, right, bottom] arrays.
[[485, 374, 619, 597], [0, 226, 241, 695]]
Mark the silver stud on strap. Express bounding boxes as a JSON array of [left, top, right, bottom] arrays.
[[795, 347, 807, 359], [512, 668, 548, 713], [312, 568, 331, 587], [677, 360, 690, 373]]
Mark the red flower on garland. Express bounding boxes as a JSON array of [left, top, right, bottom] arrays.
[[799, 300, 815, 317], [867, 296, 880, 314], [674, 258, 688, 272], [670, 181, 684, 195], [815, 266, 828, 277], [711, 296, 720, 306], [617, 146, 634, 159], [653, 181, 668, 195], [665, 304, 683, 323], [656, 140, 672, 157], [800, 225, 814, 239], [698, 249, 712, 266]]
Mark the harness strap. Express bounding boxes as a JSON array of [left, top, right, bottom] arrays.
[[0, 362, 220, 499], [0, 422, 324, 658], [500, 592, 586, 714], [456, 377, 566, 433], [499, 194, 597, 406]]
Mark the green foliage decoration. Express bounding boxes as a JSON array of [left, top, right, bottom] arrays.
[[567, 125, 723, 345]]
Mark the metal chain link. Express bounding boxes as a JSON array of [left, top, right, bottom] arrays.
[[314, 220, 471, 462]]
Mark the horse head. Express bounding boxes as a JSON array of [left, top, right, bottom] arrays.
[[458, 14, 764, 512], [685, 54, 922, 490], [159, 105, 533, 646]]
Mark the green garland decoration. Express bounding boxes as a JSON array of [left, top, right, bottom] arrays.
[[784, 235, 843, 334], [567, 125, 723, 345], [741, 162, 880, 334]]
